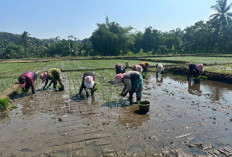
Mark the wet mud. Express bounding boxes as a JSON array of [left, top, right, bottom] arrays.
[[0, 73, 232, 156]]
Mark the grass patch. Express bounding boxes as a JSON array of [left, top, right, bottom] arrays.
[[11, 105, 18, 109], [0, 98, 11, 110]]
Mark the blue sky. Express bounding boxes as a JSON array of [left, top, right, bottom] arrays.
[[0, 0, 215, 40]]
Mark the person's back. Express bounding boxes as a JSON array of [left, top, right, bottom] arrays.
[[18, 71, 37, 94], [79, 71, 95, 97]]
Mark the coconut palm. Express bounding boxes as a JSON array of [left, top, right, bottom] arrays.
[[210, 0, 232, 26]]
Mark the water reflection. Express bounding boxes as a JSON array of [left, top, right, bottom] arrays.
[[212, 87, 222, 101], [151, 74, 232, 103], [155, 73, 163, 86], [188, 81, 202, 96], [117, 105, 150, 129]]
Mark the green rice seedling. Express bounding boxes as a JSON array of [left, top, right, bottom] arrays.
[[0, 98, 10, 110], [70, 72, 78, 93], [198, 75, 207, 80], [11, 105, 18, 109], [67, 72, 73, 97], [56, 84, 62, 88]]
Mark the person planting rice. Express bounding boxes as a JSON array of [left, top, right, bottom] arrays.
[[156, 63, 164, 74], [139, 62, 150, 72], [115, 71, 143, 102], [40, 68, 64, 91], [187, 64, 204, 81], [125, 62, 129, 69], [115, 63, 125, 74], [18, 71, 37, 94], [132, 65, 143, 73], [79, 72, 95, 97]]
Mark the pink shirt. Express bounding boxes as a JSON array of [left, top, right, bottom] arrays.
[[20, 71, 35, 86]]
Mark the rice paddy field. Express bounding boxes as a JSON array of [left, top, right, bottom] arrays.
[[0, 59, 165, 95], [1, 56, 232, 95], [1, 55, 232, 156], [147, 56, 232, 65]]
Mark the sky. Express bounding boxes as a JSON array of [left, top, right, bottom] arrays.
[[0, 0, 216, 40]]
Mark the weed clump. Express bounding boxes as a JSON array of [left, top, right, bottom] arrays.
[[0, 98, 10, 110]]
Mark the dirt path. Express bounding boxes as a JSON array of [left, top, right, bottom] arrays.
[[0, 73, 232, 156]]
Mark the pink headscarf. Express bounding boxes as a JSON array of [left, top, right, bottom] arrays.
[[115, 73, 125, 84], [19, 81, 26, 88], [134, 65, 143, 73], [84, 76, 94, 88], [196, 64, 204, 72], [40, 72, 48, 83]]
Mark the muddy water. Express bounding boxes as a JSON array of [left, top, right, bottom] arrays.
[[0, 73, 232, 156]]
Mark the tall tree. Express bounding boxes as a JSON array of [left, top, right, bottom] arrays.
[[90, 17, 133, 56], [210, 0, 232, 26]]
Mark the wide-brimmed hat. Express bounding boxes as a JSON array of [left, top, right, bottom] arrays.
[[196, 64, 203, 72], [84, 76, 94, 89], [40, 72, 47, 83], [115, 73, 125, 84]]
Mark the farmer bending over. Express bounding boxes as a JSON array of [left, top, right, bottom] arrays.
[[79, 72, 95, 97], [139, 62, 150, 72], [115, 71, 143, 102], [115, 63, 125, 74], [40, 68, 64, 91], [18, 71, 37, 94], [187, 64, 203, 81], [156, 63, 164, 74]]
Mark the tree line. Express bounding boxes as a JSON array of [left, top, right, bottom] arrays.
[[0, 0, 232, 59]]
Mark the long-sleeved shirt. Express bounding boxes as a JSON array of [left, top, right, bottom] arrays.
[[19, 71, 36, 89], [123, 71, 143, 93], [47, 68, 62, 81]]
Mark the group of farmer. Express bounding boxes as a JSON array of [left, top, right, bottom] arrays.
[[114, 62, 153, 102], [18, 62, 204, 103], [18, 68, 95, 97]]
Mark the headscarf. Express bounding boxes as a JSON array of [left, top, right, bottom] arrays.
[[133, 65, 143, 73], [18, 77, 26, 88], [156, 63, 164, 73], [84, 76, 94, 89], [196, 64, 204, 72], [115, 73, 125, 84], [40, 72, 48, 83]]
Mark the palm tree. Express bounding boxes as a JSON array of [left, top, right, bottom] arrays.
[[210, 0, 232, 26]]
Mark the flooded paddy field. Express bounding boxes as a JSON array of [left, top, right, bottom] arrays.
[[0, 72, 232, 156]]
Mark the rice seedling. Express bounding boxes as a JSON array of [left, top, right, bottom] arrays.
[[0, 98, 10, 110]]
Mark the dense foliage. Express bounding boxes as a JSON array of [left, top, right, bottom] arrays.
[[0, 0, 232, 59]]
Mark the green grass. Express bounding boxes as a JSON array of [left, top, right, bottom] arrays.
[[204, 64, 232, 74], [0, 98, 10, 110], [147, 56, 232, 64], [11, 105, 18, 109]]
